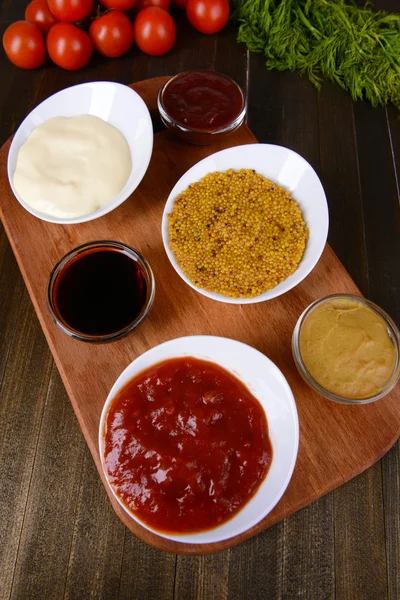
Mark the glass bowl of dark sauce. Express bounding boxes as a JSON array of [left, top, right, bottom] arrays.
[[158, 70, 246, 145], [48, 241, 155, 343]]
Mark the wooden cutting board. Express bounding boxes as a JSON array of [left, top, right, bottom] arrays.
[[0, 77, 399, 555]]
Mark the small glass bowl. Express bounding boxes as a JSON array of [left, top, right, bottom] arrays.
[[292, 294, 400, 405], [47, 240, 155, 343], [157, 70, 246, 146]]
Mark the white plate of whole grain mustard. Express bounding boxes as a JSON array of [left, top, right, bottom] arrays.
[[161, 144, 329, 304]]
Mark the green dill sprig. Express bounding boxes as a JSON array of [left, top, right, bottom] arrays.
[[231, 0, 400, 109]]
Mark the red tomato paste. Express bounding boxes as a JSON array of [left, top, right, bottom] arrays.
[[161, 70, 245, 132], [104, 357, 272, 534]]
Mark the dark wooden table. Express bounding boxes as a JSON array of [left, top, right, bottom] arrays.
[[0, 1, 399, 599]]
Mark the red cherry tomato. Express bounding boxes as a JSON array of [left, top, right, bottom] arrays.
[[47, 0, 93, 22], [186, 0, 229, 34], [89, 10, 133, 57], [133, 7, 175, 56], [134, 0, 170, 13], [25, 0, 59, 34], [172, 0, 187, 7], [3, 21, 46, 69], [47, 23, 92, 70], [98, 0, 137, 9]]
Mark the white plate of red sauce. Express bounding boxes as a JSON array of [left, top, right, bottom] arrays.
[[99, 336, 299, 544]]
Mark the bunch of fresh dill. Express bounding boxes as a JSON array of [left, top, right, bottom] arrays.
[[231, 0, 400, 109]]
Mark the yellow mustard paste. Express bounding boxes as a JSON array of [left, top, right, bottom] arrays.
[[299, 298, 396, 399]]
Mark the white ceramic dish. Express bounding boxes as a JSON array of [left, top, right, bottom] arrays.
[[162, 143, 329, 303], [7, 81, 153, 225], [99, 335, 299, 544]]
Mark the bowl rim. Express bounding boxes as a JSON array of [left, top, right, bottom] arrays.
[[157, 70, 247, 136], [47, 240, 155, 343], [98, 335, 299, 544], [7, 81, 153, 225], [161, 143, 329, 304], [292, 293, 400, 405]]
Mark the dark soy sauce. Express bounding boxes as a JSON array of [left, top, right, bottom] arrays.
[[54, 249, 147, 336]]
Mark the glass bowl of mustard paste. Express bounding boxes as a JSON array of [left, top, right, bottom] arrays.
[[292, 294, 400, 404], [157, 70, 246, 145]]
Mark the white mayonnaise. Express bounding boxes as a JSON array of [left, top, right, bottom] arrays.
[[13, 115, 132, 218]]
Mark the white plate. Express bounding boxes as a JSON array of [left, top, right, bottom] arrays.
[[7, 81, 153, 224], [99, 335, 299, 544], [162, 143, 329, 303]]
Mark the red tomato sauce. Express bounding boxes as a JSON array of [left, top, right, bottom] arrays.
[[161, 71, 245, 132], [104, 357, 272, 534]]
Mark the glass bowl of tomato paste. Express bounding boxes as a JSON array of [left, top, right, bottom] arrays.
[[157, 70, 246, 145], [99, 336, 299, 545]]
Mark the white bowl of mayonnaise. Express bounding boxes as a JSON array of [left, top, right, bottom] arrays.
[[7, 81, 153, 224]]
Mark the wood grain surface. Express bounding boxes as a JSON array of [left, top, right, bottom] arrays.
[[0, 75, 399, 557], [0, 0, 399, 596]]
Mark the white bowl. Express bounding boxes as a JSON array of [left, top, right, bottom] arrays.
[[162, 143, 329, 303], [99, 335, 299, 544], [7, 81, 153, 224]]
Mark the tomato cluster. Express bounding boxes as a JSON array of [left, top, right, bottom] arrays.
[[2, 0, 230, 70]]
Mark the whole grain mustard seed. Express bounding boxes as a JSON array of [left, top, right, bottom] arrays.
[[168, 169, 309, 298]]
